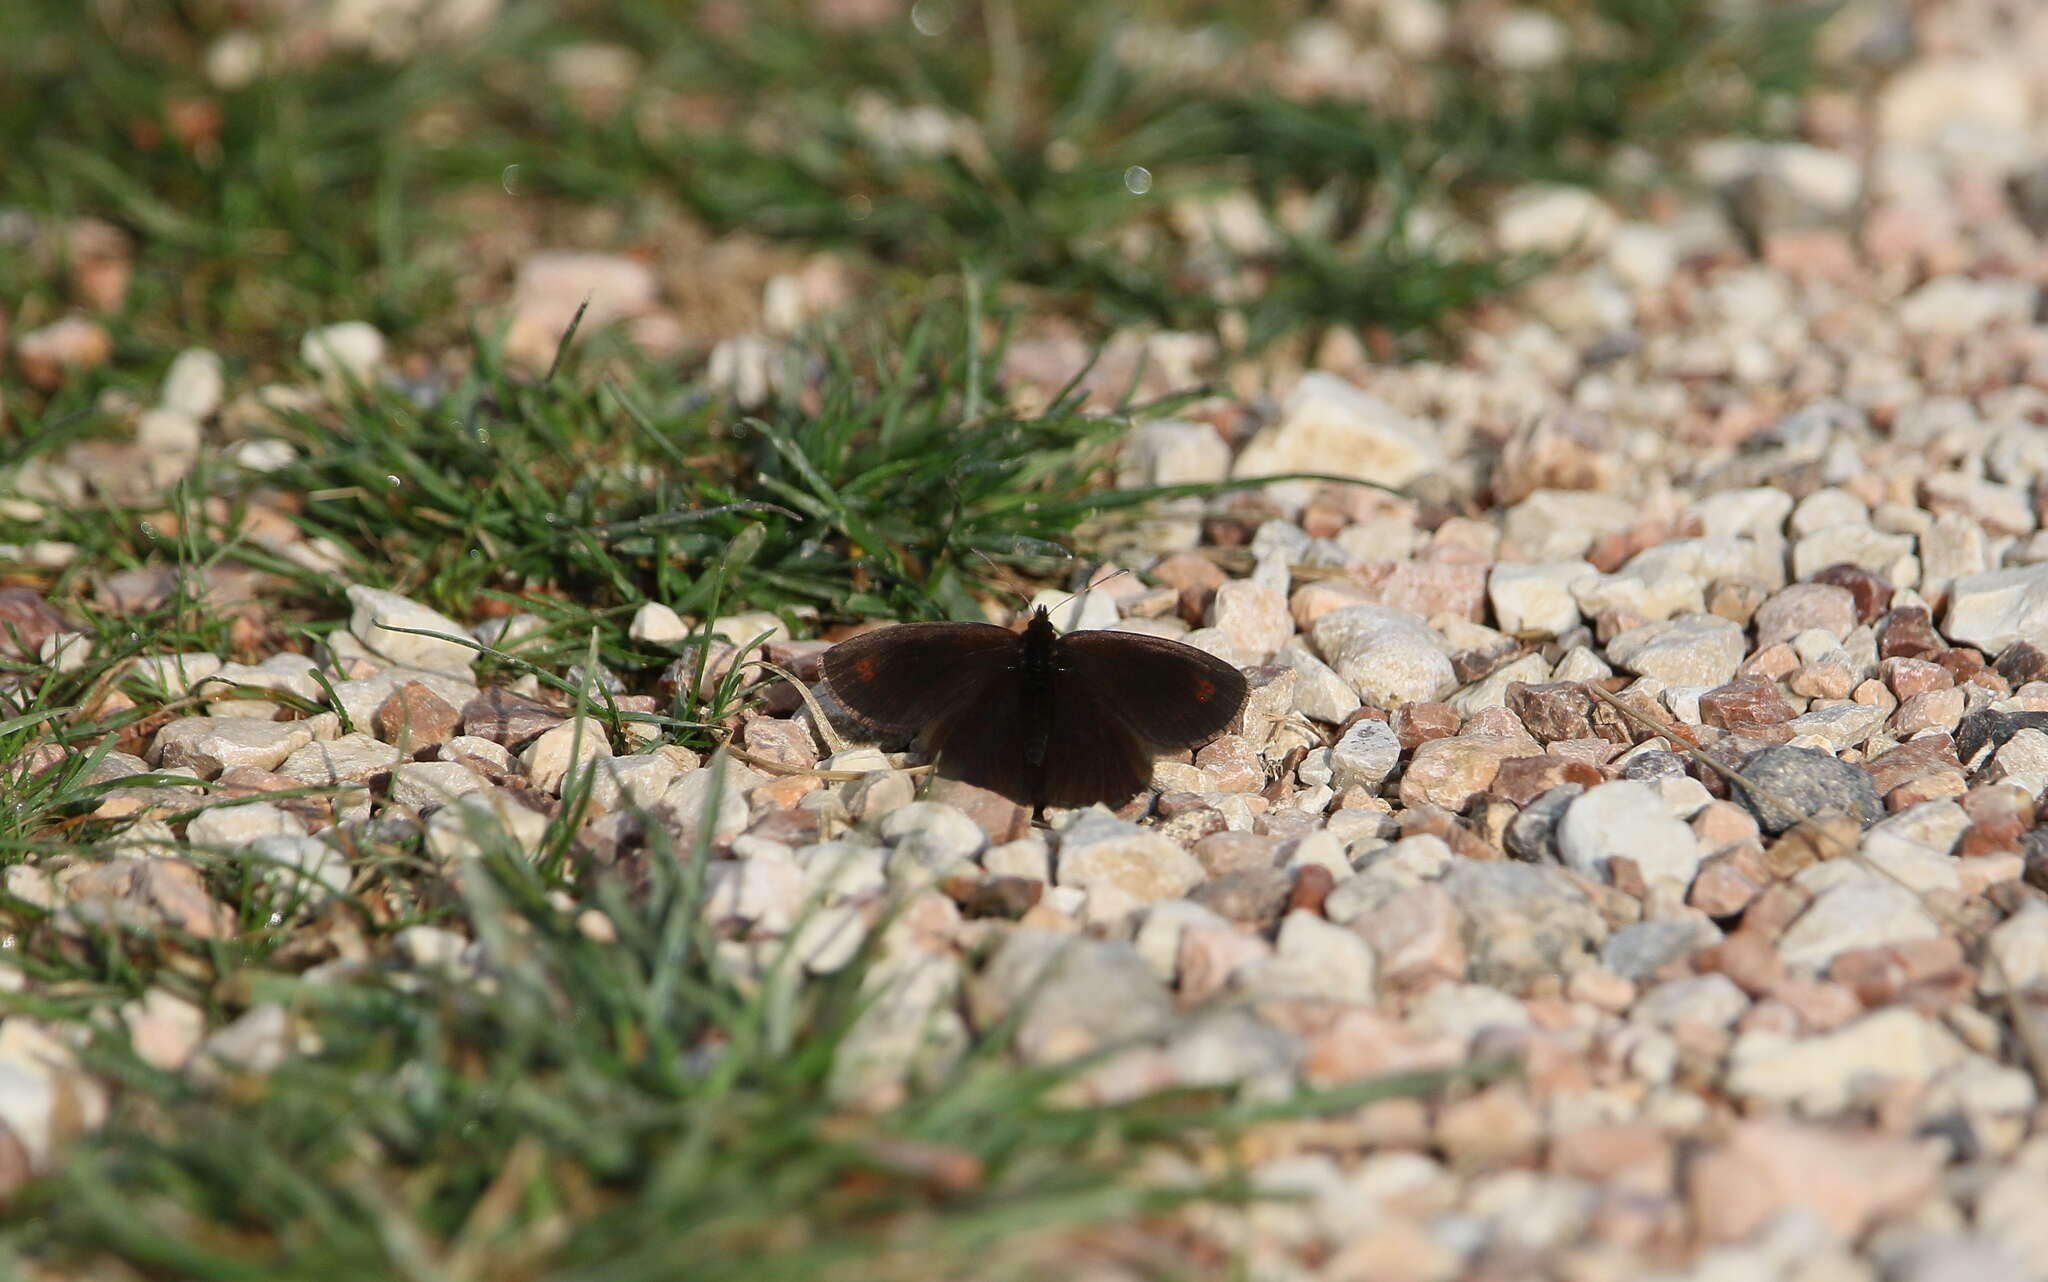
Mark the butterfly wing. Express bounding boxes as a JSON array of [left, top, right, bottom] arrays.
[[1054, 628, 1249, 749], [821, 621, 1017, 736], [927, 675, 1039, 802], [1037, 680, 1156, 810]]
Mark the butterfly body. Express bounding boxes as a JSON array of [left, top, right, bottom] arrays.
[[822, 606, 1248, 816], [1014, 610, 1059, 773]]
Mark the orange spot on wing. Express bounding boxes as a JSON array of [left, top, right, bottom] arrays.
[[1193, 678, 1215, 702], [856, 657, 878, 681]]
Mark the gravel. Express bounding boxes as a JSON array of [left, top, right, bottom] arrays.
[[16, 6, 2048, 1274]]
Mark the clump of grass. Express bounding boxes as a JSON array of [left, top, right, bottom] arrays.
[[177, 299, 1203, 629], [2, 295, 1200, 750]]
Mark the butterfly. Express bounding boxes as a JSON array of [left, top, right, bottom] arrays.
[[821, 605, 1249, 817]]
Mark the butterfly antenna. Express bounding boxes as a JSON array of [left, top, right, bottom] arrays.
[[1039, 564, 1133, 629], [968, 550, 1034, 614]]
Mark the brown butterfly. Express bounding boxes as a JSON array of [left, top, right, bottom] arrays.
[[822, 606, 1248, 817]]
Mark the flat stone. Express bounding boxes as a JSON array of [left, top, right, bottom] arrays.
[[1234, 909, 1378, 1003], [1310, 605, 1456, 709], [1392, 702, 1461, 749], [62, 857, 230, 938], [1689, 1118, 1944, 1243], [702, 856, 803, 933], [1190, 832, 1283, 877], [150, 717, 314, 779], [1493, 754, 1599, 807], [1897, 274, 2039, 337], [423, 791, 551, 862], [1348, 884, 1465, 990], [1878, 606, 1943, 660], [345, 585, 476, 674], [1946, 565, 2048, 653], [1397, 733, 1534, 811], [1488, 561, 1593, 637], [201, 652, 325, 714], [1436, 1083, 1544, 1167], [388, 760, 490, 809], [827, 955, 965, 1110], [1233, 372, 1444, 490], [881, 801, 987, 878], [1132, 899, 1233, 980], [1273, 643, 1362, 724], [158, 346, 225, 418], [1864, 734, 1962, 795], [1981, 902, 2048, 996], [1792, 524, 1915, 581], [1725, 1007, 1963, 1113], [520, 719, 612, 795], [1504, 490, 1638, 562], [629, 601, 690, 644], [664, 761, 755, 844], [185, 800, 305, 848], [1440, 861, 1607, 987], [1783, 702, 1885, 751], [1326, 836, 1454, 921], [1827, 825, 1960, 895], [1493, 184, 1618, 255], [1606, 613, 1745, 686], [1602, 916, 1721, 981], [246, 833, 351, 904], [1190, 869, 1293, 929], [1056, 812, 1204, 902], [1776, 881, 1941, 969], [1449, 652, 1552, 717], [1195, 734, 1262, 791], [129, 652, 225, 697], [1207, 580, 1291, 660], [968, 929, 1173, 1063], [1502, 784, 1580, 863], [14, 315, 112, 390], [1164, 1008, 1301, 1088], [1633, 973, 1748, 1028], [276, 733, 403, 786], [798, 839, 887, 904], [1506, 681, 1629, 745], [588, 753, 679, 813], [1697, 678, 1796, 738], [0, 589, 75, 661], [459, 688, 566, 748], [1327, 561, 1488, 624], [1754, 583, 1857, 647], [1406, 981, 1531, 1046], [1121, 420, 1231, 487], [1179, 922, 1274, 1004]]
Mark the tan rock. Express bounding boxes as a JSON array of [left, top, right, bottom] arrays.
[[1398, 733, 1536, 811], [1689, 1118, 1943, 1241]]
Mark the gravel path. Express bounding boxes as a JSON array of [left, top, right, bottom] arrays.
[[11, 2, 2048, 1278]]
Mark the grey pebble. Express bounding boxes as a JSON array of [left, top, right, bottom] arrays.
[[1440, 862, 1607, 987], [1732, 744, 1883, 834], [1505, 783, 1582, 862], [1601, 917, 1722, 982]]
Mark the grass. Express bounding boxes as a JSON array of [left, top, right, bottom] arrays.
[[0, 760, 1494, 1281], [0, 0, 1821, 370], [0, 0, 1823, 1276], [0, 0, 1825, 638], [3, 295, 1238, 765]]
